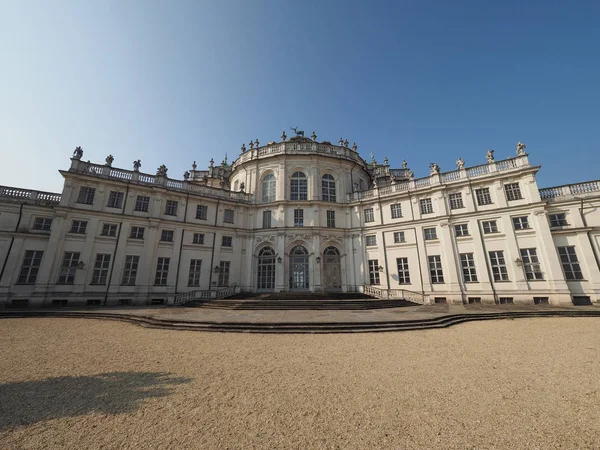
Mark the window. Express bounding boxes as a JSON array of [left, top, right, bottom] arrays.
[[223, 209, 234, 224], [33, 217, 53, 231], [290, 171, 308, 201], [17, 250, 43, 284], [188, 259, 202, 287], [513, 216, 530, 230], [326, 210, 335, 228], [534, 297, 549, 305], [91, 254, 111, 285], [106, 191, 124, 208], [165, 200, 178, 216], [192, 233, 205, 245], [130, 226, 145, 239], [390, 204, 402, 219], [321, 174, 336, 202], [364, 208, 375, 223], [423, 227, 437, 240], [460, 253, 478, 282], [222, 236, 233, 247], [420, 198, 433, 214], [257, 247, 276, 290], [262, 210, 272, 229], [489, 251, 509, 281], [160, 230, 174, 242], [449, 193, 464, 210], [482, 220, 498, 234], [70, 220, 87, 234], [101, 223, 118, 237], [368, 260, 380, 285], [428, 255, 444, 283], [86, 299, 101, 306], [499, 297, 513, 304], [504, 183, 523, 201], [475, 188, 492, 205], [455, 224, 469, 237], [121, 255, 140, 286], [196, 205, 208, 220], [52, 299, 68, 307], [154, 257, 170, 285], [77, 187, 95, 205], [218, 261, 230, 286], [393, 231, 405, 243], [520, 248, 543, 280], [262, 174, 276, 202], [294, 209, 304, 227], [549, 213, 568, 227], [118, 299, 132, 306], [558, 246, 584, 280], [135, 196, 150, 212], [57, 252, 80, 284], [396, 257, 410, 284], [365, 235, 377, 246]]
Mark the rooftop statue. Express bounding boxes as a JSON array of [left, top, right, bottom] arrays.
[[456, 158, 465, 169], [73, 146, 84, 159], [516, 142, 527, 155], [290, 126, 304, 137], [133, 159, 141, 171], [156, 164, 168, 177], [105, 154, 114, 167], [429, 162, 441, 175], [486, 149, 495, 163], [402, 159, 408, 169]]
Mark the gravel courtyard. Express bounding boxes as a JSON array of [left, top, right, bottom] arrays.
[[1, 317, 599, 449]]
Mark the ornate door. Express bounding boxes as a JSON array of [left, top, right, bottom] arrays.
[[322, 246, 341, 291], [289, 245, 309, 290], [257, 247, 276, 291]]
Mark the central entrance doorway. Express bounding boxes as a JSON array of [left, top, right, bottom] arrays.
[[289, 245, 309, 290]]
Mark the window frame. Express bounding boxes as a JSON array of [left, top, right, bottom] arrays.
[[17, 250, 44, 284], [423, 227, 437, 241], [192, 233, 205, 245], [475, 187, 493, 206], [106, 191, 124, 209], [393, 231, 406, 243], [223, 209, 235, 224], [70, 220, 88, 234], [326, 210, 335, 228], [364, 208, 375, 223], [368, 259, 381, 285], [428, 255, 444, 283], [164, 200, 178, 216], [482, 220, 499, 234], [454, 224, 469, 237], [160, 230, 174, 242], [557, 246, 584, 280], [396, 257, 410, 284], [77, 187, 96, 205], [460, 253, 478, 283], [520, 248, 544, 280], [321, 174, 336, 202], [121, 255, 140, 286], [196, 205, 208, 220], [262, 210, 272, 229], [134, 195, 150, 212], [449, 193, 464, 210], [365, 235, 377, 246], [420, 198, 433, 215], [512, 216, 530, 230], [489, 250, 510, 281], [294, 208, 304, 227], [91, 253, 111, 285], [504, 183, 523, 201], [290, 171, 308, 201], [130, 226, 145, 240], [154, 257, 170, 286]]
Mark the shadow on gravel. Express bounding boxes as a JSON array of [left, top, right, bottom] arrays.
[[0, 371, 192, 431]]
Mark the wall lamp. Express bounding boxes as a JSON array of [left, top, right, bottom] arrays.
[[316, 256, 321, 264], [213, 265, 221, 273], [378, 265, 384, 272], [515, 258, 523, 267], [277, 256, 282, 264]]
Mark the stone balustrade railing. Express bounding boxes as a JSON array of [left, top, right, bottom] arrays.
[[347, 155, 528, 202], [0, 185, 61, 204], [69, 159, 253, 203], [363, 285, 429, 304], [172, 286, 239, 305], [539, 180, 600, 203]]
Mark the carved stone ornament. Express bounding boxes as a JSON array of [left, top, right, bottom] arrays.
[[156, 164, 168, 176], [383, 156, 389, 166], [339, 137, 344, 146], [311, 131, 317, 141], [73, 146, 84, 159], [133, 159, 141, 171], [239, 181, 245, 192], [344, 139, 349, 148], [408, 170, 415, 179], [402, 159, 408, 169], [105, 154, 114, 167], [192, 161, 197, 170], [281, 131, 287, 141], [429, 162, 441, 175], [456, 158, 465, 169], [516, 142, 527, 156], [183, 171, 190, 181], [352, 142, 357, 151], [486, 149, 495, 163]]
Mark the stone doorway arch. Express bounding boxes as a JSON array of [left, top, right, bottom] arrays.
[[322, 246, 342, 292], [257, 246, 276, 291]]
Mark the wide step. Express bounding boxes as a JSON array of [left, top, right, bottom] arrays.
[[186, 298, 418, 310]]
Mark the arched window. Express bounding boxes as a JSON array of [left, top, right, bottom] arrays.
[[257, 247, 276, 290], [322, 174, 336, 202], [262, 174, 276, 202], [290, 171, 307, 201]]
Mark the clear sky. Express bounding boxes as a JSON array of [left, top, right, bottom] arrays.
[[1, 0, 599, 193]]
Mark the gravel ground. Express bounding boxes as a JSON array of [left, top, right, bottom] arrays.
[[1, 318, 599, 449]]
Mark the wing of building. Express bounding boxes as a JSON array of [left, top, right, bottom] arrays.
[[1, 134, 599, 307]]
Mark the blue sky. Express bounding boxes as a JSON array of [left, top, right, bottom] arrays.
[[1, 0, 599, 193]]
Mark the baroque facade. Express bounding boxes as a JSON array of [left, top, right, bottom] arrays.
[[1, 132, 599, 307]]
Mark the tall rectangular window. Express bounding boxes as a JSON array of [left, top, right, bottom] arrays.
[[455, 224, 469, 237], [326, 210, 335, 228], [154, 257, 170, 285], [70, 220, 88, 234], [33, 217, 53, 231], [557, 246, 584, 280], [290, 172, 308, 201], [188, 259, 202, 287], [160, 230, 174, 242], [512, 216, 530, 230], [460, 253, 478, 282], [449, 193, 464, 210], [390, 204, 402, 219], [165, 200, 178, 216], [423, 227, 437, 240], [489, 251, 509, 281], [294, 209, 304, 227], [130, 226, 145, 239], [91, 254, 111, 285], [396, 257, 410, 284], [101, 223, 118, 237], [121, 255, 140, 286], [192, 233, 204, 244], [57, 252, 80, 284], [106, 191, 124, 208], [364, 208, 375, 223], [223, 209, 234, 224], [549, 213, 568, 227], [393, 231, 405, 243], [475, 188, 492, 205], [321, 175, 336, 202], [420, 198, 433, 214], [428, 255, 444, 283], [368, 259, 380, 285], [196, 205, 208, 220], [482, 220, 498, 234], [218, 261, 230, 286], [504, 183, 523, 201], [135, 196, 150, 212], [222, 236, 233, 247], [77, 187, 95, 205], [365, 235, 377, 246], [262, 210, 272, 229], [18, 250, 44, 284], [520, 248, 543, 280]]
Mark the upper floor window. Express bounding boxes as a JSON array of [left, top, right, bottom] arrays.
[[482, 220, 498, 234], [520, 248, 543, 280], [106, 191, 124, 208], [475, 188, 492, 206], [364, 208, 375, 223], [321, 174, 336, 202], [449, 193, 464, 210], [549, 213, 568, 227], [222, 236, 233, 247], [365, 235, 377, 246], [326, 210, 335, 228], [160, 230, 174, 242], [262, 210, 272, 229], [393, 231, 405, 243], [557, 246, 584, 280], [262, 174, 276, 202], [130, 226, 145, 239], [18, 250, 44, 284], [423, 227, 437, 240], [192, 233, 205, 245], [513, 216, 530, 230], [390, 204, 402, 219], [294, 209, 304, 227], [33, 217, 53, 231], [290, 171, 308, 201], [77, 187, 95, 205], [504, 183, 523, 201], [420, 198, 433, 215], [101, 223, 118, 237], [135, 196, 150, 212], [196, 205, 208, 220], [165, 200, 178, 216], [455, 224, 469, 237], [223, 209, 234, 224], [70, 220, 88, 234]]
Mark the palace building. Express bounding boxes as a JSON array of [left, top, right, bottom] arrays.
[[1, 131, 599, 307]]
